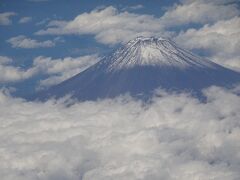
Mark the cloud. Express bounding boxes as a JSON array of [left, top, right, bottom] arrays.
[[35, 6, 169, 45], [161, 1, 239, 27], [0, 55, 99, 84], [121, 4, 144, 11], [0, 56, 12, 64], [7, 35, 55, 48], [0, 12, 16, 25], [0, 85, 239, 180], [0, 56, 37, 83], [35, 1, 240, 46], [33, 3, 240, 72], [33, 55, 100, 89], [36, 18, 51, 26], [18, 16, 32, 24], [174, 17, 240, 71], [180, 0, 238, 4], [0, 64, 36, 83]]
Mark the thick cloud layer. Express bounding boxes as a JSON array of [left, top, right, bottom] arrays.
[[0, 86, 240, 180]]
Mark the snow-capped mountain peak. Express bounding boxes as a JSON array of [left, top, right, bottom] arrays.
[[34, 36, 240, 102], [107, 36, 215, 71]]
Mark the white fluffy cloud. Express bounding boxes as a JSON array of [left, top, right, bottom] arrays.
[[0, 12, 16, 25], [0, 55, 99, 84], [33, 55, 100, 89], [162, 0, 240, 71], [174, 17, 240, 71], [0, 56, 37, 82], [18, 16, 32, 24], [34, 2, 240, 71], [161, 1, 239, 27], [0, 56, 12, 64], [7, 35, 55, 49], [0, 65, 36, 82], [35, 2, 240, 45], [35, 6, 169, 45], [0, 85, 239, 180]]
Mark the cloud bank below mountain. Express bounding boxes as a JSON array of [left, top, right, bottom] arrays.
[[0, 85, 239, 180]]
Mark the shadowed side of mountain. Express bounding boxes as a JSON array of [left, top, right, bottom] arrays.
[[33, 63, 240, 101]]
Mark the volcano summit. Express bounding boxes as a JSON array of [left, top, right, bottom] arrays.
[[35, 37, 240, 101]]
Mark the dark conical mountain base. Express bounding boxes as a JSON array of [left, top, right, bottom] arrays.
[[35, 65, 240, 102]]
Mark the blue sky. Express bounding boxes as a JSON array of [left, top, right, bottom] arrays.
[[0, 0, 239, 97]]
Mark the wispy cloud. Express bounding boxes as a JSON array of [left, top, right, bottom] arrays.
[[121, 4, 144, 11], [18, 16, 32, 24], [35, 18, 51, 26], [0, 12, 16, 25], [7, 35, 55, 48]]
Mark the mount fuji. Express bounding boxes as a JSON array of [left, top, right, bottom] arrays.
[[35, 37, 240, 101]]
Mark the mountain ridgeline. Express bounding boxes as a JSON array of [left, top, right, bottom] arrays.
[[35, 37, 240, 101]]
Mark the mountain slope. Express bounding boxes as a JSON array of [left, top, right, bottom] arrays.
[[35, 37, 240, 101]]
